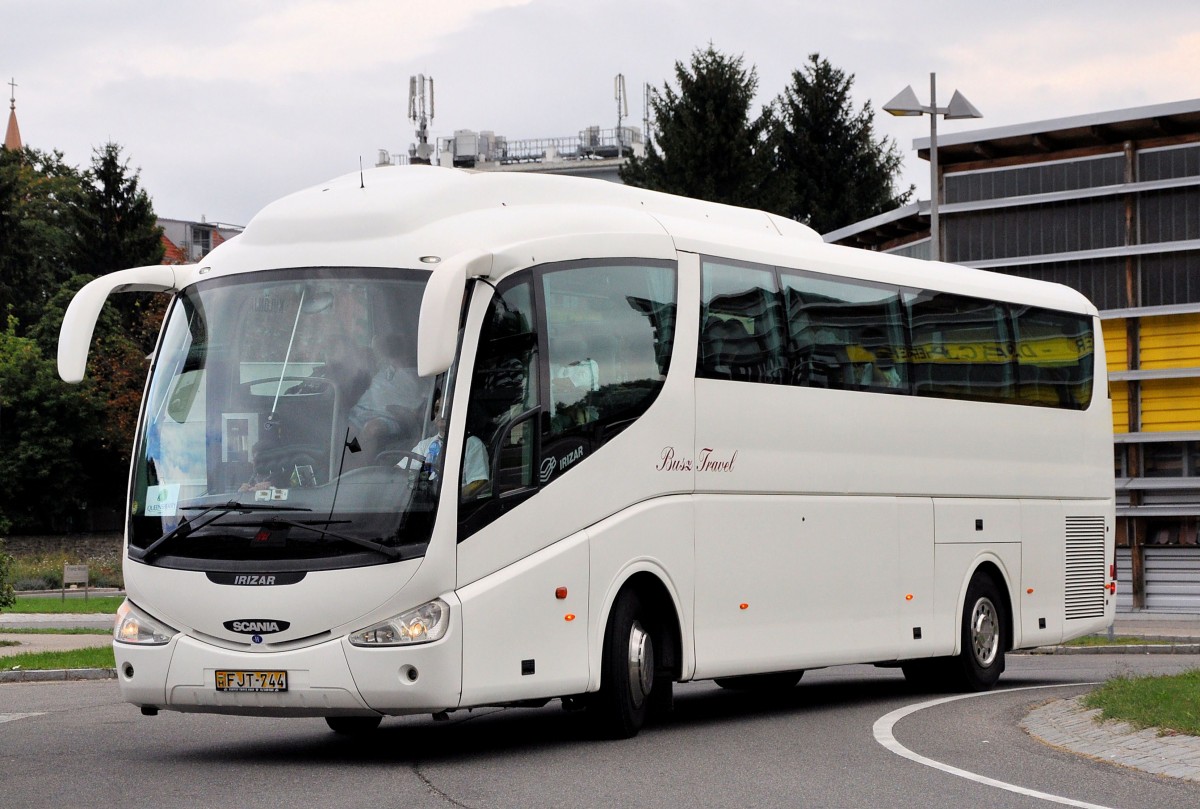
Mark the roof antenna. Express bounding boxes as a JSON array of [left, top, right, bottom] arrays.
[[359, 156, 365, 188]]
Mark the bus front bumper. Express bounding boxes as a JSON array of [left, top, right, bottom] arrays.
[[114, 632, 463, 718]]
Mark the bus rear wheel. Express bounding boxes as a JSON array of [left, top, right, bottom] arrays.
[[904, 574, 1006, 692], [953, 574, 1006, 690], [589, 591, 665, 739]]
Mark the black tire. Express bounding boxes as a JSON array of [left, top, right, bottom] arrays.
[[714, 670, 804, 692], [325, 715, 382, 735], [902, 574, 1007, 692], [948, 574, 1006, 691], [589, 592, 663, 739]]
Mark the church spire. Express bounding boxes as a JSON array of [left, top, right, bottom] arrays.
[[5, 78, 23, 151]]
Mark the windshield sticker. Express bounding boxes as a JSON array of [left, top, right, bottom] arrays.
[[253, 487, 289, 502], [145, 484, 181, 517], [656, 446, 738, 473]]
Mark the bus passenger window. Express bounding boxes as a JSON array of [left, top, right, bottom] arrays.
[[1013, 306, 1094, 409], [698, 259, 783, 384], [779, 271, 906, 393], [542, 260, 676, 447]]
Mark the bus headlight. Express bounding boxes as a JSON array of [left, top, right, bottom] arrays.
[[349, 599, 449, 646], [114, 600, 177, 645]]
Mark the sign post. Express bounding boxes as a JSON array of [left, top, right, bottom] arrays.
[[62, 564, 90, 602]]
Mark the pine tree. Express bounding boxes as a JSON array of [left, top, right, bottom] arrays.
[[620, 45, 788, 213], [771, 54, 913, 234], [73, 142, 164, 276], [71, 142, 166, 353]]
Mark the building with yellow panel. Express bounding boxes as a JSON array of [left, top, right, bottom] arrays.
[[827, 99, 1200, 612]]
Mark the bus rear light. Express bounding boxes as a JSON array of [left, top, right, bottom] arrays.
[[1110, 563, 1117, 580]]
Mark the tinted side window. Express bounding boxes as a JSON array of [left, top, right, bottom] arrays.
[[907, 292, 1014, 403], [699, 259, 784, 384], [541, 260, 676, 483], [460, 277, 540, 537], [1013, 306, 1094, 409], [780, 271, 907, 393]]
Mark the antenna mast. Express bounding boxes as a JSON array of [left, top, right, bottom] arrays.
[[408, 74, 435, 164], [614, 73, 628, 158]]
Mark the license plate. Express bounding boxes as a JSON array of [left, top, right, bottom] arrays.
[[215, 670, 288, 692]]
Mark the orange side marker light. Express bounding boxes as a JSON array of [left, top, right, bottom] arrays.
[[739, 603, 749, 610]]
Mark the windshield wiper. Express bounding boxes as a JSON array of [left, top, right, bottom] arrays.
[[138, 500, 313, 563], [266, 519, 402, 560]]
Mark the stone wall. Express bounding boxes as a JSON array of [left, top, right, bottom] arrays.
[[2, 533, 123, 558]]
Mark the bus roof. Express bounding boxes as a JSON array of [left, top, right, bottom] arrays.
[[195, 165, 1095, 317]]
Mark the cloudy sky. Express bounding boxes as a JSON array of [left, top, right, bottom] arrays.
[[5, 0, 1200, 226]]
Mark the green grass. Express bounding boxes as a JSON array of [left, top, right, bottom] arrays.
[[1062, 635, 1172, 647], [2, 646, 115, 672], [1, 640, 17, 648], [1082, 670, 1200, 736], [0, 627, 111, 635], [5, 595, 123, 614]]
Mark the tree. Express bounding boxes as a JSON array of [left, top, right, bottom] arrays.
[[0, 539, 14, 608], [771, 54, 913, 234], [621, 45, 788, 212], [0, 146, 82, 336], [0, 315, 109, 533], [72, 142, 165, 352]]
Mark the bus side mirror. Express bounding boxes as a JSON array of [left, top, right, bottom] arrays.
[[57, 265, 179, 384], [417, 249, 493, 378]]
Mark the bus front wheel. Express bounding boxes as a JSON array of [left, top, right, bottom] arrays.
[[590, 591, 662, 739]]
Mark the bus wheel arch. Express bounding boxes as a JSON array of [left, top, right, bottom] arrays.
[[966, 560, 1014, 656], [903, 559, 1013, 692], [589, 572, 681, 738]]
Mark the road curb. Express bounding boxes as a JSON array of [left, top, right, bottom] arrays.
[[0, 668, 116, 684], [1023, 644, 1200, 655]]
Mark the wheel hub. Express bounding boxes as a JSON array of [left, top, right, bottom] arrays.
[[970, 597, 999, 667], [627, 619, 654, 708]]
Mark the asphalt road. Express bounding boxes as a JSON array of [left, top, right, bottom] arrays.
[[2, 653, 1199, 809]]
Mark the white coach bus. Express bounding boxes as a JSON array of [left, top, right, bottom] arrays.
[[58, 165, 1115, 738]]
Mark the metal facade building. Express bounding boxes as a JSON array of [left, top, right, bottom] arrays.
[[826, 99, 1200, 612]]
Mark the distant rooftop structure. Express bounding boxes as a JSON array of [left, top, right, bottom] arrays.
[[159, 217, 244, 264], [376, 125, 645, 184], [912, 97, 1200, 165], [5, 77, 22, 151]]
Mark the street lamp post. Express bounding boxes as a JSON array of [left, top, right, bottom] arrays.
[[884, 73, 982, 262]]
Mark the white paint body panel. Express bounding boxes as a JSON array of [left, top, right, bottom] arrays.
[[86, 166, 1114, 719]]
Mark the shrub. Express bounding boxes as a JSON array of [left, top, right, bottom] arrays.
[[7, 547, 124, 591], [0, 539, 15, 608]]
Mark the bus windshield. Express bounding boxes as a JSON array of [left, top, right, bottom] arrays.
[[129, 268, 446, 569]]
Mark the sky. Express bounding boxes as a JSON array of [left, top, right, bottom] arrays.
[[4, 0, 1200, 227]]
